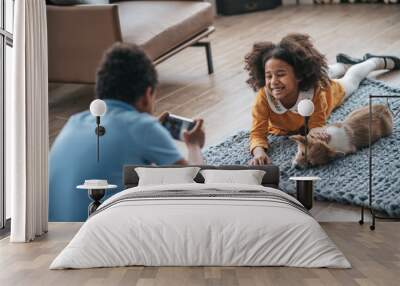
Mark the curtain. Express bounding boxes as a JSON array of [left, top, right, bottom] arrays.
[[7, 0, 49, 242]]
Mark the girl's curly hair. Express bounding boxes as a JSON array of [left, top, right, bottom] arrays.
[[244, 33, 329, 92]]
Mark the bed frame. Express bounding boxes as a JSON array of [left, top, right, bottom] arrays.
[[123, 165, 280, 190]]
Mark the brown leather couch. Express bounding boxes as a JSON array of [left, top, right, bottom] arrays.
[[47, 0, 215, 84]]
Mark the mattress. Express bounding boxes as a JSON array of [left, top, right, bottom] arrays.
[[50, 183, 350, 269]]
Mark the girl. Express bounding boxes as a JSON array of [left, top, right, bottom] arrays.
[[245, 33, 399, 165]]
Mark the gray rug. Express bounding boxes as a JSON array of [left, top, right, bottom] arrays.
[[204, 79, 400, 217]]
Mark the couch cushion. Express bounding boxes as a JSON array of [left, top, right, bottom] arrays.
[[117, 1, 213, 60]]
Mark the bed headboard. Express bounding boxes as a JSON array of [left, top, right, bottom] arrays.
[[123, 165, 280, 189]]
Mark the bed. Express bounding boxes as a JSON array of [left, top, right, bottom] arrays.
[[50, 165, 350, 269]]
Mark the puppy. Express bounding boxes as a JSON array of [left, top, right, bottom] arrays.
[[290, 104, 393, 168]]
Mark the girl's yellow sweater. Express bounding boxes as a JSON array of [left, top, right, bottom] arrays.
[[250, 80, 345, 153]]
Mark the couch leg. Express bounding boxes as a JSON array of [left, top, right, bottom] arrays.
[[193, 42, 214, 74], [204, 42, 214, 74]]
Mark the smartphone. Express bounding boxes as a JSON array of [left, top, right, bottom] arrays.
[[162, 114, 196, 141]]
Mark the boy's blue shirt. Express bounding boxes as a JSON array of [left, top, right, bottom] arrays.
[[49, 99, 182, 222]]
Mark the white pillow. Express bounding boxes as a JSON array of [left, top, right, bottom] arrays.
[[135, 167, 200, 186], [200, 169, 266, 185]]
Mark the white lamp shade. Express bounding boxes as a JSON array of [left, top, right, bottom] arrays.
[[90, 99, 107, 117], [298, 99, 315, 117]]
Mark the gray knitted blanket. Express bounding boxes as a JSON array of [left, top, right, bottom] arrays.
[[203, 79, 400, 217]]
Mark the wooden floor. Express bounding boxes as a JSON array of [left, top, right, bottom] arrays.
[[3, 4, 399, 286], [1, 222, 400, 286]]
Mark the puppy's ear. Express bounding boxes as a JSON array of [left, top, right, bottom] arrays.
[[289, 135, 305, 144], [328, 149, 337, 158], [321, 143, 337, 158]]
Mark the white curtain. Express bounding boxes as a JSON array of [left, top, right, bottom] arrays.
[[7, 0, 49, 242]]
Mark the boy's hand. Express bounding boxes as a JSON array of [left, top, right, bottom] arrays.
[[183, 119, 205, 149], [158, 111, 169, 123], [249, 147, 272, 165]]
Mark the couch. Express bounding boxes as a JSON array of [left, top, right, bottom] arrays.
[[47, 0, 215, 84]]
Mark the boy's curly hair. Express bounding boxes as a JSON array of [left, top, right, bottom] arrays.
[[96, 43, 158, 104], [244, 33, 329, 92]]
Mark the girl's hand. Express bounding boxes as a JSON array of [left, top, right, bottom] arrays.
[[309, 128, 331, 143], [249, 147, 272, 165]]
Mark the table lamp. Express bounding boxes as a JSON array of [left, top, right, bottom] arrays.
[[90, 99, 107, 162], [297, 99, 315, 166]]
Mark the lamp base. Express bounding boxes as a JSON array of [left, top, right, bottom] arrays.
[[88, 188, 106, 216], [95, 126, 106, 136]]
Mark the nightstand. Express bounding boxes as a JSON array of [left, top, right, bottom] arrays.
[[289, 176, 321, 210]]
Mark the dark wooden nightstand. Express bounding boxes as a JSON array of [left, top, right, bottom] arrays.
[[289, 176, 321, 210]]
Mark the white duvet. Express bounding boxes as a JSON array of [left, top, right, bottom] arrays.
[[50, 183, 351, 269]]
